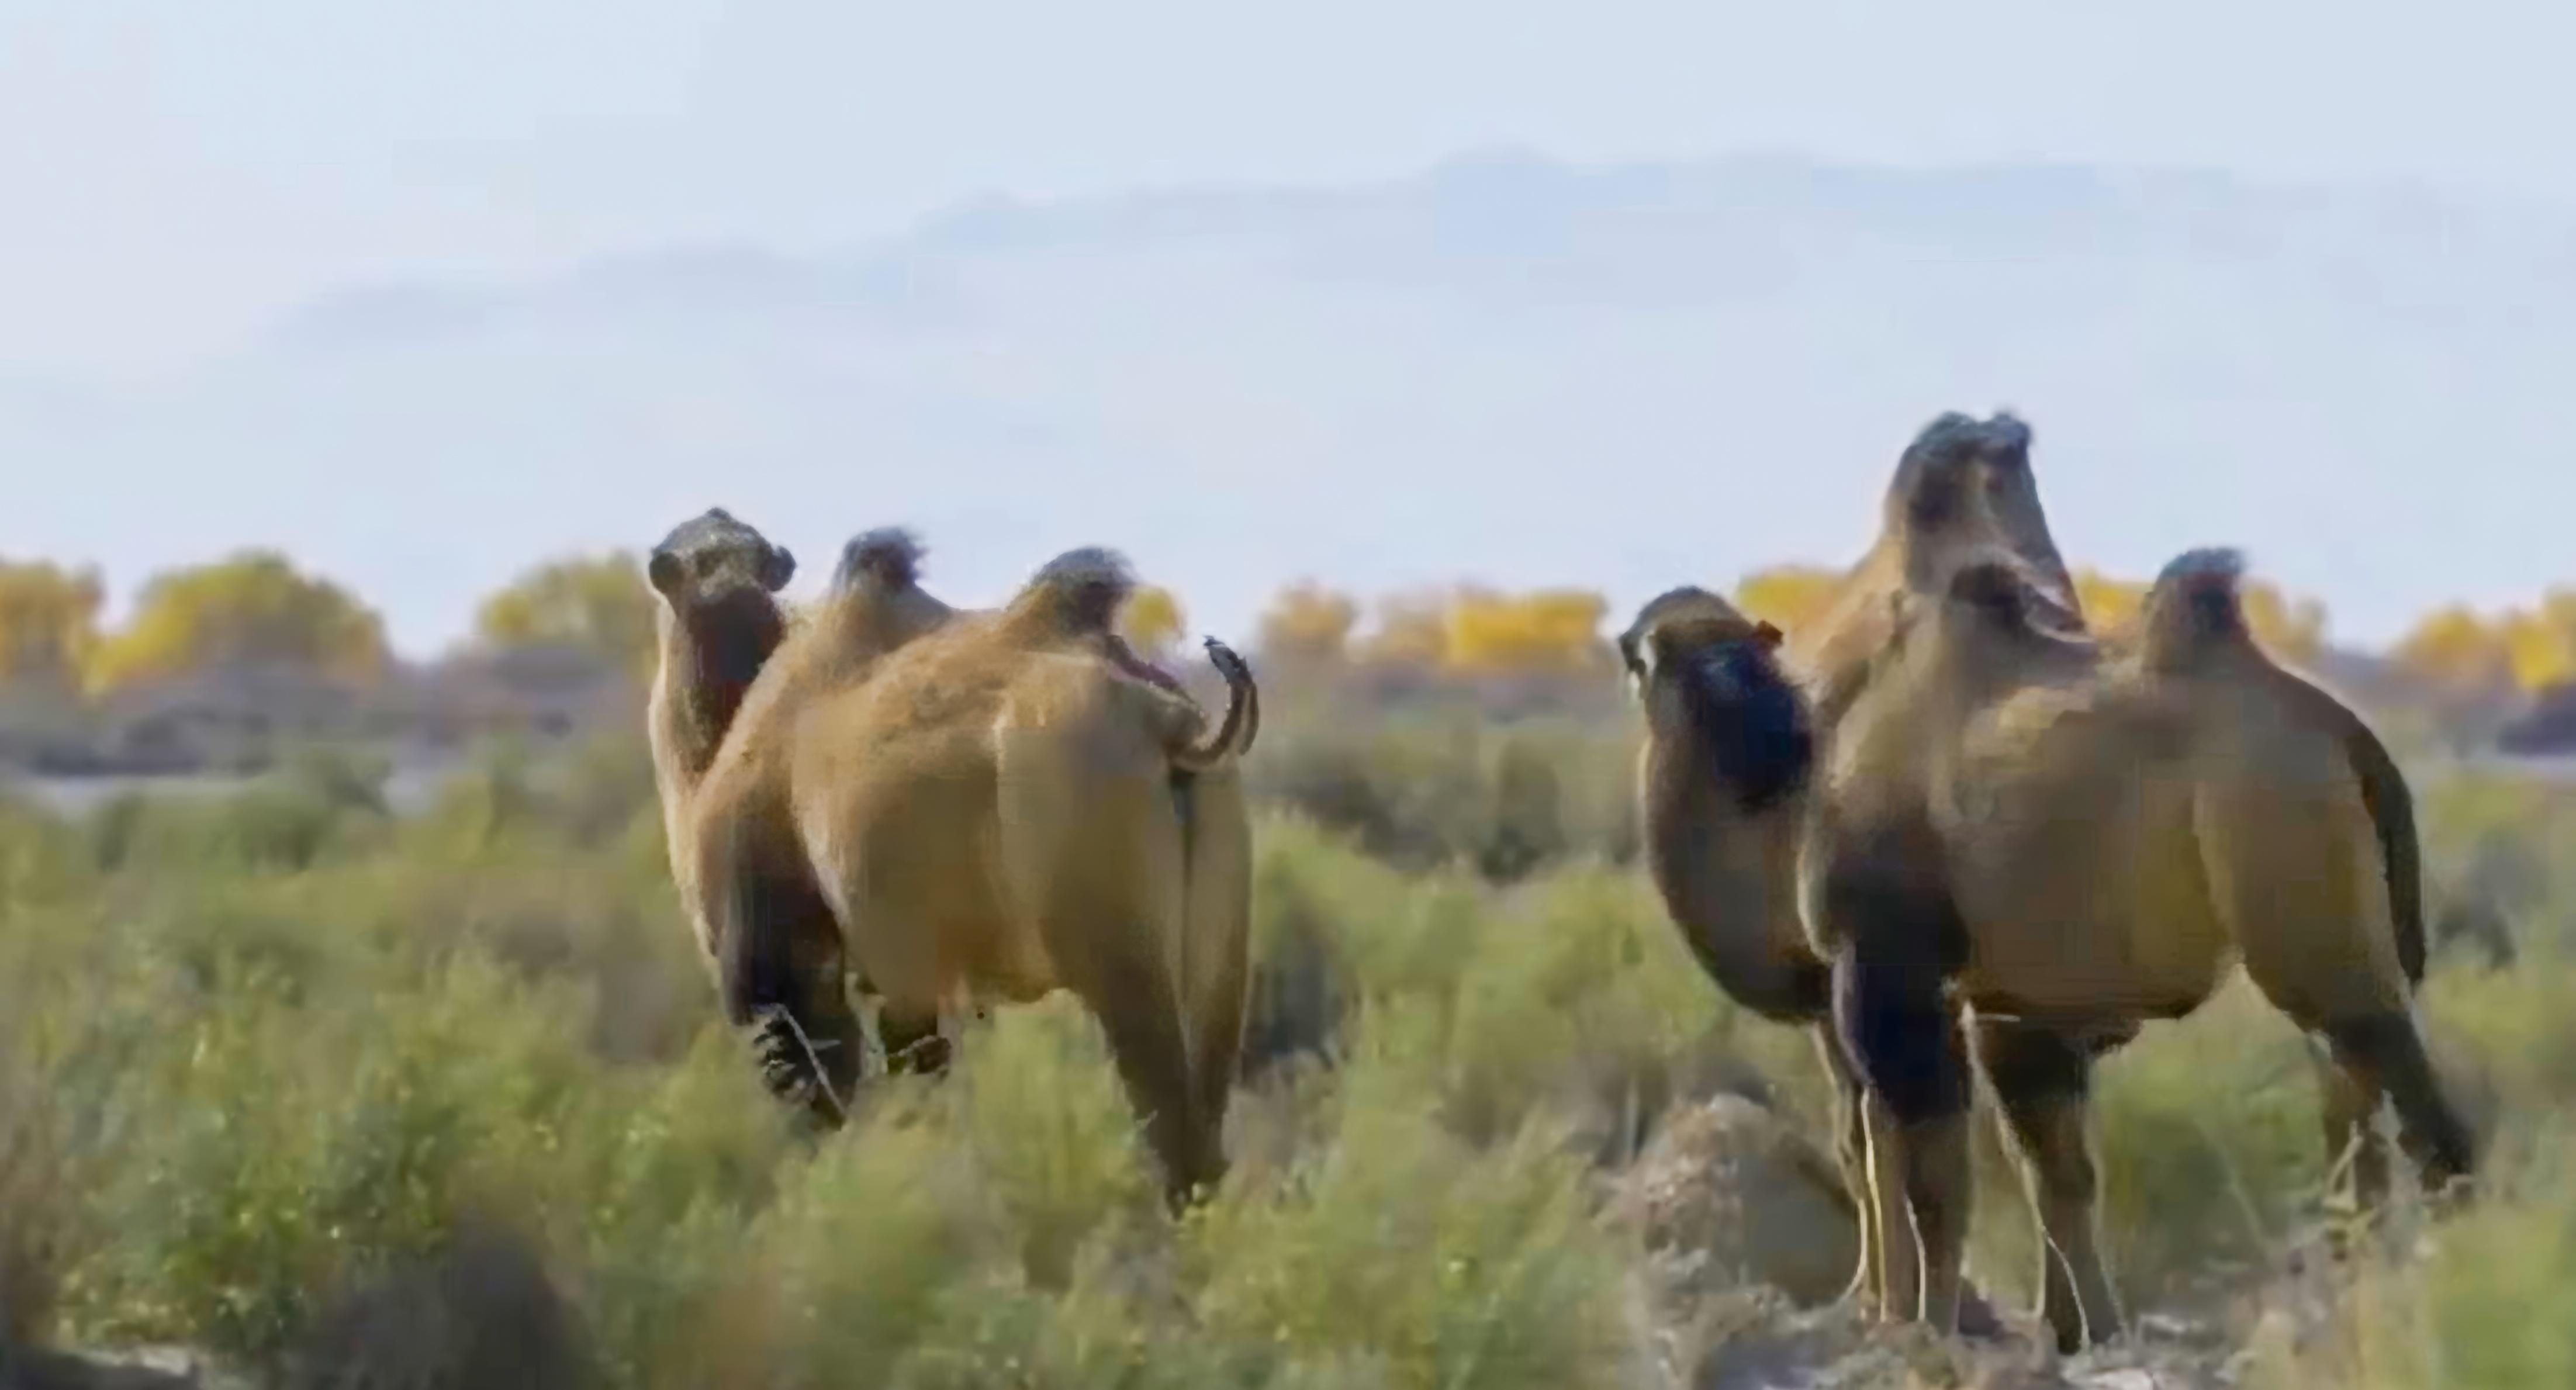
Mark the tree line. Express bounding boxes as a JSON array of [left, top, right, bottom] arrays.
[[1, 547, 2571, 706]]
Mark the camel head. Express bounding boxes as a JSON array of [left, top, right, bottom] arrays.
[[1885, 411, 2079, 624], [648, 507, 796, 610], [833, 526, 928, 596], [1619, 586, 1812, 813], [646, 506, 794, 682]]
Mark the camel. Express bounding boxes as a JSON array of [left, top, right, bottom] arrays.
[[676, 527, 971, 1123], [1626, 411, 2447, 1351], [1620, 412, 2079, 1332], [693, 545, 1260, 1205], [1793, 534, 2473, 1354], [645, 507, 798, 910]]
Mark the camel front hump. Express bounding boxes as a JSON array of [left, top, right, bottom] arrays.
[[1938, 687, 2236, 1022]]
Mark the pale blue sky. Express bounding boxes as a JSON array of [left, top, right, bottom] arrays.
[[7, 0, 2575, 656], [10, 0, 2573, 373]]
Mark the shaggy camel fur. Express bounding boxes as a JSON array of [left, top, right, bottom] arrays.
[[1621, 412, 2076, 1332], [678, 527, 970, 1123], [1801, 540, 2471, 1353], [697, 546, 1259, 1204]]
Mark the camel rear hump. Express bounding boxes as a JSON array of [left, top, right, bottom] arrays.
[[2139, 546, 2255, 671], [2141, 544, 2428, 989]]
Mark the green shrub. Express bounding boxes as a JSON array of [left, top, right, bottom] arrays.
[[10, 741, 2576, 1386]]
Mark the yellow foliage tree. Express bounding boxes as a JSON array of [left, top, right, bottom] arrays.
[[2237, 583, 2329, 664], [1443, 586, 1609, 675], [1116, 585, 1186, 656], [1254, 580, 1360, 666], [2072, 569, 2145, 632], [474, 551, 659, 678], [85, 550, 389, 694], [0, 558, 105, 689], [2394, 605, 2513, 697], [2391, 590, 2576, 696], [1733, 565, 1842, 632], [1353, 589, 1451, 670], [2500, 610, 2576, 693]]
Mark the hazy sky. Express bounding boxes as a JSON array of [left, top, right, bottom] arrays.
[[10, 0, 2574, 374]]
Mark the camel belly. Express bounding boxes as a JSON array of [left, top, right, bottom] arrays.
[[1947, 761, 2233, 1022], [812, 766, 1063, 1015], [842, 846, 1061, 1013]]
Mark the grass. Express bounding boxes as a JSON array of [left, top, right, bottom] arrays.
[[5, 729, 2576, 1386]]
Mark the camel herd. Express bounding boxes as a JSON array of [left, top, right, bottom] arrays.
[[641, 410, 2475, 1355]]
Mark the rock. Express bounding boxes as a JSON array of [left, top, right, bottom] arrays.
[[1614, 1093, 1862, 1308], [1617, 1093, 2011, 1347]]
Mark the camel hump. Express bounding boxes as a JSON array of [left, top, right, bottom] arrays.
[[2141, 546, 2252, 668], [834, 527, 925, 593], [1008, 545, 1138, 637]]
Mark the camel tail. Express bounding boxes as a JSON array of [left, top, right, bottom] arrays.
[[2346, 711, 2428, 986], [2278, 672, 2429, 988], [1170, 638, 1259, 773]]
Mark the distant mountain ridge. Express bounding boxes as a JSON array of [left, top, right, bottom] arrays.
[[8, 148, 2573, 662]]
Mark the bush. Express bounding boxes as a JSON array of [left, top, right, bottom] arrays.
[[10, 740, 2576, 1386]]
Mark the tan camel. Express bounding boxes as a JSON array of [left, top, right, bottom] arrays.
[[694, 546, 1259, 1204], [1628, 411, 2443, 1350], [1802, 538, 2471, 1353], [1620, 411, 2079, 1332], [676, 527, 970, 1122]]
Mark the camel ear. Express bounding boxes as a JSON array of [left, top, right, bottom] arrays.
[[759, 544, 797, 592], [1623, 629, 1660, 695], [1752, 621, 1784, 652], [647, 549, 684, 596]]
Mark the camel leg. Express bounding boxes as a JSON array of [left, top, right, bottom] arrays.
[[1976, 1019, 2125, 1354], [1178, 774, 1255, 1178], [2318, 1014, 2474, 1198], [2307, 1033, 2391, 1251], [1831, 938, 1973, 1333], [742, 924, 865, 1132], [1816, 1024, 1914, 1317], [2210, 784, 2476, 1206], [2238, 955, 2475, 1205], [717, 862, 864, 1130], [1064, 928, 1222, 1210], [1814, 1026, 1877, 1309]]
